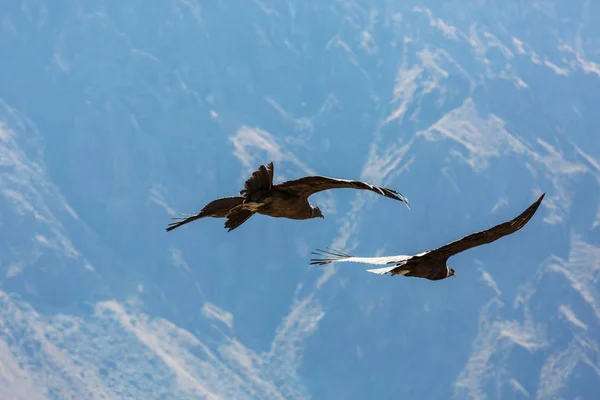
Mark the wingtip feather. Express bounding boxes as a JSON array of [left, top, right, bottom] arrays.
[[389, 189, 410, 209], [537, 193, 546, 203], [309, 247, 354, 265]]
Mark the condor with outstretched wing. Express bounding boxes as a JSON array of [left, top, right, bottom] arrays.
[[311, 193, 545, 281], [167, 162, 410, 232]]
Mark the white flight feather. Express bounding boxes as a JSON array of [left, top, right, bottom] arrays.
[[366, 266, 399, 275], [316, 251, 432, 275], [321, 255, 412, 265]]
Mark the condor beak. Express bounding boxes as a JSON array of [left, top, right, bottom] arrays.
[[319, 215, 325, 219]]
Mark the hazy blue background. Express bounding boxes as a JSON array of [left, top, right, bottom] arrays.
[[1, 1, 599, 399]]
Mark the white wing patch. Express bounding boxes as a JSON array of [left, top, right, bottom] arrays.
[[366, 266, 398, 275], [310, 249, 423, 270], [328, 255, 411, 265]]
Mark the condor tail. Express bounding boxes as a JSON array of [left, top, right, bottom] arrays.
[[166, 196, 244, 232]]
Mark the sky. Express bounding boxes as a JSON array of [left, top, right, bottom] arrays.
[[1, 1, 600, 399]]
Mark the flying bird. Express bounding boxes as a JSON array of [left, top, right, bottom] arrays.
[[166, 162, 410, 232], [310, 193, 545, 281]]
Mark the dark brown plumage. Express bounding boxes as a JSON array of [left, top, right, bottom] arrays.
[[310, 193, 545, 281], [166, 162, 410, 232]]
